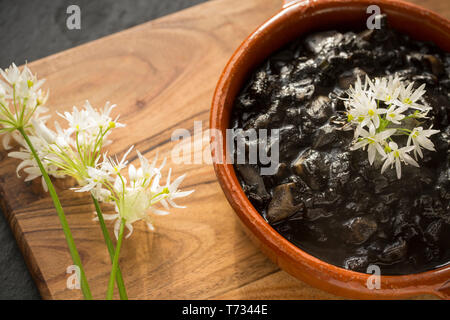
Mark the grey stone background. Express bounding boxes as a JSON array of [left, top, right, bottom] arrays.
[[0, 0, 208, 300]]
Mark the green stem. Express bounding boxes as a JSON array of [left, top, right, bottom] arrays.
[[91, 195, 128, 300], [106, 218, 125, 300], [18, 127, 93, 300], [397, 128, 412, 133]]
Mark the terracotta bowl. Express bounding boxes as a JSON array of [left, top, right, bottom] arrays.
[[210, 0, 450, 299]]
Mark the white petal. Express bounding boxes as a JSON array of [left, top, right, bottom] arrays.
[[129, 164, 137, 181], [41, 176, 48, 192], [170, 174, 186, 191], [381, 157, 391, 174], [158, 157, 167, 171], [171, 190, 195, 198], [114, 219, 120, 240], [350, 140, 368, 150], [8, 151, 29, 160], [403, 153, 419, 167], [158, 198, 169, 210], [150, 207, 169, 216], [102, 213, 119, 221], [2, 134, 11, 150], [395, 157, 401, 179], [368, 145, 376, 165], [372, 116, 380, 129], [125, 223, 133, 239], [375, 143, 386, 157], [379, 129, 396, 140], [166, 168, 172, 186], [417, 136, 435, 151], [168, 198, 185, 209]]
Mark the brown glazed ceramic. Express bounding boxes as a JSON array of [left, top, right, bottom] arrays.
[[210, 0, 450, 299]]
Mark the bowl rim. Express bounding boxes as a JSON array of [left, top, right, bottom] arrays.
[[210, 0, 450, 299]]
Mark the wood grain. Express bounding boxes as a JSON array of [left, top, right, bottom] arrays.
[[0, 0, 448, 300]]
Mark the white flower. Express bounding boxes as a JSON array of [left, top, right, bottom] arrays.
[[0, 63, 48, 132], [90, 184, 112, 203], [346, 76, 370, 103], [157, 168, 195, 211], [407, 126, 440, 159], [59, 105, 91, 134], [31, 119, 58, 144], [86, 101, 124, 131], [351, 127, 396, 164], [0, 63, 22, 86], [72, 148, 134, 198], [346, 92, 386, 130], [8, 133, 64, 191], [128, 150, 164, 188], [75, 165, 112, 194], [344, 74, 441, 180], [101, 146, 134, 175], [87, 149, 193, 239], [113, 182, 150, 238], [381, 142, 419, 179], [58, 101, 124, 147], [385, 104, 408, 124], [368, 75, 402, 103], [8, 100, 125, 191], [1, 130, 21, 150], [398, 82, 429, 111]]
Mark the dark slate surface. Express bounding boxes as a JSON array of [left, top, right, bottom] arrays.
[[0, 0, 208, 300]]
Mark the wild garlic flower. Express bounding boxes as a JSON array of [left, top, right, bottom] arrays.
[[345, 75, 440, 179], [398, 82, 430, 111], [385, 104, 408, 124], [8, 101, 125, 191], [381, 142, 419, 179], [58, 101, 124, 150], [407, 126, 440, 159], [368, 75, 401, 103], [8, 91, 193, 237], [350, 127, 396, 165], [346, 76, 370, 103], [8, 132, 64, 191], [0, 63, 49, 149], [345, 85, 387, 131], [78, 149, 194, 239], [158, 168, 194, 210]]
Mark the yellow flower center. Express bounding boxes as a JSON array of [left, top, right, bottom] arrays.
[[347, 114, 354, 122], [357, 115, 365, 122], [368, 109, 375, 116], [403, 98, 412, 105], [27, 80, 34, 88], [394, 150, 400, 158]]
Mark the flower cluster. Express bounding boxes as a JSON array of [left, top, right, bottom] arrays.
[[8, 101, 121, 190], [3, 64, 193, 239], [1, 62, 194, 299], [76, 147, 193, 239], [345, 75, 440, 179], [0, 63, 49, 148]]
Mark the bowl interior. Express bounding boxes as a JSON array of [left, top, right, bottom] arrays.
[[211, 0, 450, 298]]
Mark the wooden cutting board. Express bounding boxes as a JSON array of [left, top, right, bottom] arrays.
[[0, 0, 448, 300]]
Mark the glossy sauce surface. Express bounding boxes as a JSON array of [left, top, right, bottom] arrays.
[[231, 16, 450, 275]]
